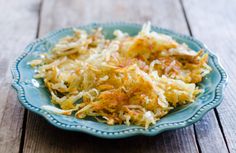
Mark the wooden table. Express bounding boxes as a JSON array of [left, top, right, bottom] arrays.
[[0, 0, 235, 152]]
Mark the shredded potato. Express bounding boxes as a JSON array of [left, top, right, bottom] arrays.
[[30, 22, 211, 128]]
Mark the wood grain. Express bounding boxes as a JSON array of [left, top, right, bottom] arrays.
[[0, 0, 41, 152], [23, 0, 200, 153], [182, 0, 236, 152]]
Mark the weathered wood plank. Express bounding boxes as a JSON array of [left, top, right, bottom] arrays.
[[0, 0, 41, 152], [182, 0, 236, 152], [23, 0, 204, 152], [24, 113, 198, 153], [194, 111, 228, 153], [39, 0, 188, 34]]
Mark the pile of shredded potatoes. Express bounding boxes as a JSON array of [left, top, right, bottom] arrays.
[[30, 22, 211, 128]]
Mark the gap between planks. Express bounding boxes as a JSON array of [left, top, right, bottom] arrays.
[[19, 0, 44, 153], [19, 111, 28, 153], [214, 109, 230, 152], [179, 1, 201, 152], [180, 0, 229, 152], [179, 1, 202, 152]]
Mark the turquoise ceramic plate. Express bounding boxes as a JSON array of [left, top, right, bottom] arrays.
[[12, 23, 227, 138]]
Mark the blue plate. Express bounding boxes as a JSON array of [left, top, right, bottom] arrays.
[[12, 23, 227, 138]]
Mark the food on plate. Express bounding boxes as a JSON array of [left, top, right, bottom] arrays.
[[30, 22, 211, 128]]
